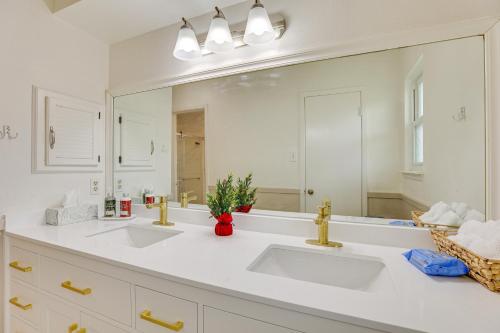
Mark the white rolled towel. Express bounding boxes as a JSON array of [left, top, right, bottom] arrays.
[[449, 234, 482, 248], [451, 202, 469, 218], [437, 210, 462, 227], [458, 220, 483, 236], [464, 209, 485, 223], [478, 220, 500, 241], [420, 202, 450, 223], [469, 238, 500, 259]]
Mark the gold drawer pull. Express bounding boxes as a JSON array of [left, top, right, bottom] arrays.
[[9, 261, 32, 273], [61, 281, 92, 295], [9, 297, 32, 311], [140, 310, 184, 331], [68, 323, 86, 333]]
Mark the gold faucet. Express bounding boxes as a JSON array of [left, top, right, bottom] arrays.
[[146, 196, 174, 227], [306, 199, 342, 248], [180, 192, 198, 208]]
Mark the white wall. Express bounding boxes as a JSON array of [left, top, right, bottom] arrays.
[[114, 88, 172, 200], [173, 50, 404, 191], [109, 0, 500, 92], [0, 0, 109, 219], [400, 37, 486, 211]]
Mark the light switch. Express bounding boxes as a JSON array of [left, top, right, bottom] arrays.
[[288, 150, 297, 162]]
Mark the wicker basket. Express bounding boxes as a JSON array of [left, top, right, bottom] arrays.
[[411, 211, 459, 229], [430, 229, 500, 292]]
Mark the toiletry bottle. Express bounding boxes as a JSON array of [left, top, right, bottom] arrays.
[[104, 192, 116, 217], [120, 193, 132, 218]]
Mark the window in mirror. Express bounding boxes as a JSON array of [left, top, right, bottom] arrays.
[[412, 75, 424, 166]]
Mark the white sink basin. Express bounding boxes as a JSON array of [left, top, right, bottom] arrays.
[[87, 225, 182, 248], [248, 245, 395, 293]]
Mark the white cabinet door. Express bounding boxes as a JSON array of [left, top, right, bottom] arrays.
[[118, 111, 155, 168], [33, 87, 104, 172], [135, 286, 197, 333], [204, 307, 300, 333], [40, 295, 80, 333], [10, 316, 38, 333], [80, 313, 129, 333]]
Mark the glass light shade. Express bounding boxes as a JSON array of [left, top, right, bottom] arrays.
[[173, 26, 201, 61], [205, 17, 234, 53], [243, 5, 275, 45]]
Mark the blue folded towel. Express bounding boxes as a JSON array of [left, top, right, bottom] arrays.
[[403, 249, 469, 276], [389, 220, 416, 227]]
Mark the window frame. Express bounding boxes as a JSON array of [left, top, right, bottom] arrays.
[[411, 74, 424, 167]]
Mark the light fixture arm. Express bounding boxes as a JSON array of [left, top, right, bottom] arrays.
[[181, 17, 194, 30], [214, 6, 226, 19], [252, 0, 264, 9]]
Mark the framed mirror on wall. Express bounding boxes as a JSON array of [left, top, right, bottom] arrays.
[[111, 35, 486, 227]]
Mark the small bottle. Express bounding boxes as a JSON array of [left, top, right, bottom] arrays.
[[120, 193, 132, 218], [104, 192, 116, 217]]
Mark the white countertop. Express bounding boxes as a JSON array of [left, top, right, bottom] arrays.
[[6, 218, 500, 333]]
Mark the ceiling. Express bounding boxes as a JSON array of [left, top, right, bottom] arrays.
[[55, 0, 248, 44]]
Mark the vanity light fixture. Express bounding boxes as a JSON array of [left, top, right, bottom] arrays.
[[173, 17, 202, 61], [243, 0, 275, 45], [205, 6, 235, 54], [173, 5, 286, 61]]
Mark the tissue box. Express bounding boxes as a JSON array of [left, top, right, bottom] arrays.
[[45, 204, 98, 226]]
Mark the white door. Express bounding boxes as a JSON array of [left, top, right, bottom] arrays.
[[304, 91, 362, 215]]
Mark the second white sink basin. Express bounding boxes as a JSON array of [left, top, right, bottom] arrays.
[[248, 245, 395, 293], [87, 225, 182, 248]]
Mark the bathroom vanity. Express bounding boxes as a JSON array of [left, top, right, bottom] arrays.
[[4, 208, 500, 333]]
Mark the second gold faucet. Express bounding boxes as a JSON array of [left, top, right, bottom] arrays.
[[306, 199, 343, 248], [146, 196, 174, 226]]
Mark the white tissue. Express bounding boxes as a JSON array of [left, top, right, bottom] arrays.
[[62, 190, 80, 208]]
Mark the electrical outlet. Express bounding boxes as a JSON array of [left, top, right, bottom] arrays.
[[90, 177, 100, 195], [116, 178, 123, 191]]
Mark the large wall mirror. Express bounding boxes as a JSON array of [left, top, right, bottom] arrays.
[[112, 36, 486, 225]]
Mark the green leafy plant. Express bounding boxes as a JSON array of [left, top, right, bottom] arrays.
[[207, 174, 236, 217], [235, 173, 257, 208]]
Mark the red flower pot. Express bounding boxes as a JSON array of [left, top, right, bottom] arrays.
[[214, 212, 233, 236], [235, 205, 252, 213]]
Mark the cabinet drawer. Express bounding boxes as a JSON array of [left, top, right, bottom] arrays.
[[9, 246, 39, 286], [81, 312, 130, 333], [10, 316, 38, 333], [39, 256, 132, 326], [203, 307, 300, 333], [10, 281, 40, 328], [135, 286, 197, 333]]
